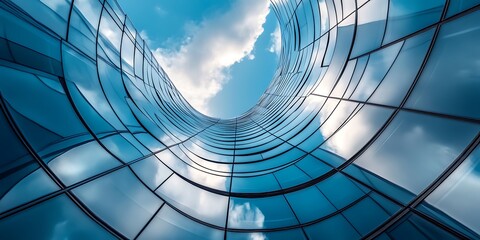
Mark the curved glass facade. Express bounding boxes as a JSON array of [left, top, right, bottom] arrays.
[[1, 0, 480, 239]]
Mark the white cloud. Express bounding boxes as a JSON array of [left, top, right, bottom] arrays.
[[152, 0, 271, 114], [268, 23, 281, 55], [154, 5, 167, 16], [139, 30, 152, 46]]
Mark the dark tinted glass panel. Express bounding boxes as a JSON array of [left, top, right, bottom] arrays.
[[0, 195, 115, 239], [406, 10, 480, 119]]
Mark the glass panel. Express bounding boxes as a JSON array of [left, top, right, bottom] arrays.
[[121, 35, 135, 71], [134, 133, 166, 152], [73, 0, 101, 28], [424, 145, 480, 235], [383, 213, 458, 240], [97, 58, 140, 127], [354, 111, 479, 195], [383, 0, 445, 44], [100, 134, 143, 163], [285, 185, 336, 223], [297, 0, 316, 48], [369, 29, 434, 106], [0, 195, 115, 239], [135, 46, 144, 77], [138, 205, 223, 240], [0, 7, 61, 61], [317, 100, 358, 140], [274, 165, 311, 189], [317, 173, 365, 209], [228, 196, 298, 229], [446, 0, 480, 17], [156, 174, 228, 226], [351, 0, 388, 57], [321, 104, 394, 160], [130, 155, 172, 190], [73, 168, 162, 239], [304, 214, 361, 239], [0, 66, 88, 151], [0, 109, 38, 199], [231, 174, 281, 193], [99, 10, 122, 51], [0, 168, 58, 213], [10, 0, 71, 38], [49, 141, 121, 186], [350, 42, 403, 102], [68, 0, 102, 58], [406, 11, 480, 119], [227, 228, 307, 240], [344, 163, 415, 204], [343, 196, 395, 235], [62, 44, 126, 132], [296, 154, 332, 178]]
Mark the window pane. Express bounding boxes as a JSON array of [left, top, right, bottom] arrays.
[[228, 196, 298, 229], [73, 168, 162, 239], [424, 145, 480, 235], [156, 174, 228, 226], [354, 111, 479, 194], [0, 195, 115, 239], [383, 0, 445, 43], [138, 205, 223, 240], [406, 10, 480, 119], [48, 141, 121, 186]]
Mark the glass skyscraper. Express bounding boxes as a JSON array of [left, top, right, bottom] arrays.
[[1, 0, 480, 239]]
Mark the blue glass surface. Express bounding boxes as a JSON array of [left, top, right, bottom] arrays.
[[274, 165, 311, 188], [48, 141, 121, 185], [62, 43, 126, 132], [424, 145, 480, 235], [342, 196, 394, 235], [227, 229, 307, 240], [0, 195, 115, 239], [0, 168, 59, 213], [72, 168, 162, 239], [350, 0, 388, 57], [354, 111, 479, 194], [285, 185, 336, 223], [320, 104, 394, 160], [446, 0, 480, 17], [138, 205, 224, 240], [304, 214, 361, 239], [10, 0, 71, 38], [350, 42, 403, 102], [156, 174, 228, 226], [130, 155, 172, 190], [383, 213, 458, 239], [67, 0, 102, 58], [231, 174, 281, 193], [295, 154, 332, 178], [317, 173, 365, 209], [0, 66, 88, 151], [100, 134, 143, 163], [228, 196, 298, 229], [383, 0, 445, 44], [0, 0, 479, 238], [369, 29, 434, 106], [406, 10, 480, 119]]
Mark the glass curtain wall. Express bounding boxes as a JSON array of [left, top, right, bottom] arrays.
[[1, 0, 480, 239]]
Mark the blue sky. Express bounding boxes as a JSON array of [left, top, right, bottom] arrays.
[[117, 0, 280, 118]]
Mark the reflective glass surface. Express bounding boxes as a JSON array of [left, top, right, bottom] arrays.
[[1, 0, 479, 239]]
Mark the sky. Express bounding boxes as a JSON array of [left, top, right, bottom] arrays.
[[117, 0, 281, 118]]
